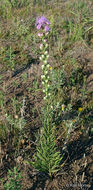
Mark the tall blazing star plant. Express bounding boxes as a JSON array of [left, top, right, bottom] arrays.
[[31, 16, 63, 177], [36, 16, 51, 128]]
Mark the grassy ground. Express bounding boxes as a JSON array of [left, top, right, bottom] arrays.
[[0, 0, 93, 189]]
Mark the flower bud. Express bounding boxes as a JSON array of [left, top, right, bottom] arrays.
[[43, 39, 47, 43], [45, 71, 48, 75], [44, 96, 47, 100], [15, 115, 18, 119], [45, 32, 49, 36], [41, 65, 44, 69], [44, 60, 47, 64], [46, 55, 49, 59], [45, 80, 48, 83], [38, 33, 43, 37], [45, 44, 48, 48], [41, 55, 45, 59], [41, 75, 45, 79], [40, 44, 43, 50], [47, 64, 50, 68], [44, 51, 48, 55]]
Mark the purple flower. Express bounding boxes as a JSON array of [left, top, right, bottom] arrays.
[[43, 39, 47, 42], [37, 24, 42, 30], [44, 25, 50, 32], [36, 16, 46, 25], [35, 16, 50, 31], [38, 32, 43, 37], [46, 20, 50, 25]]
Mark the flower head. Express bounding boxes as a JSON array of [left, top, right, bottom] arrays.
[[36, 16, 46, 26], [36, 16, 50, 31], [78, 107, 83, 112], [61, 104, 65, 112]]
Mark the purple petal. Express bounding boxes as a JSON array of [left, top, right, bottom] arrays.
[[37, 24, 41, 30], [35, 16, 50, 30], [38, 33, 43, 37], [44, 25, 50, 32], [46, 20, 50, 25], [39, 16, 46, 24], [36, 17, 40, 25]]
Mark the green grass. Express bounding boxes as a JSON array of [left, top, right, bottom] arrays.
[[2, 166, 23, 190]]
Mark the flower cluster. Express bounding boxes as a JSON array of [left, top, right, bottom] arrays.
[[36, 16, 50, 33], [40, 42, 50, 100], [36, 16, 51, 100]]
